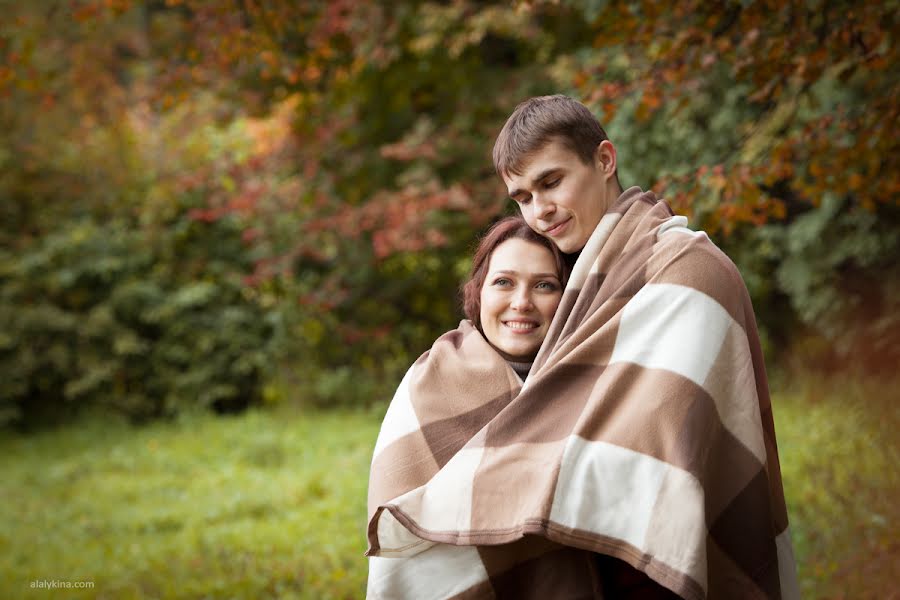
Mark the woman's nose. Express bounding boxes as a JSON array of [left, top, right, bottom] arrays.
[[511, 290, 535, 311]]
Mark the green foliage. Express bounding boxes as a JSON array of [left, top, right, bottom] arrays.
[[150, 0, 895, 380], [1, 0, 897, 423], [770, 197, 900, 371], [259, 241, 468, 409], [0, 215, 274, 428]]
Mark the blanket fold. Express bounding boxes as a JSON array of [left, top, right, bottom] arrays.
[[366, 188, 799, 600]]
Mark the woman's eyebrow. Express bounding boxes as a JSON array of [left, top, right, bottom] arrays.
[[493, 270, 559, 279]]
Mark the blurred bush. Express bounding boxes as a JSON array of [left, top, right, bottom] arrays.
[[771, 197, 900, 372], [719, 195, 900, 374], [0, 214, 274, 428]]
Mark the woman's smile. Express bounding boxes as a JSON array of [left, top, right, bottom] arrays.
[[502, 319, 540, 332]]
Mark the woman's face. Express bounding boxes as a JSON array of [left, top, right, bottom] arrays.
[[479, 238, 563, 361]]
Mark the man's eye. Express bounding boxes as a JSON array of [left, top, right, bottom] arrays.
[[515, 196, 532, 205], [544, 178, 561, 189]]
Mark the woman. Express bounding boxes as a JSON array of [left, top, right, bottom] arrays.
[[366, 215, 678, 599], [366, 215, 581, 599], [466, 219, 675, 597]]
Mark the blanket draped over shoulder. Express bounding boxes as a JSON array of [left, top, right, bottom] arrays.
[[366, 188, 799, 600]]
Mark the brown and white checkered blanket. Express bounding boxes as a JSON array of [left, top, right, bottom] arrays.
[[366, 188, 799, 600]]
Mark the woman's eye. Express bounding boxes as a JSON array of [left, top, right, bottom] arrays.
[[536, 281, 558, 291], [516, 196, 532, 206], [493, 278, 512, 286], [545, 178, 560, 189]]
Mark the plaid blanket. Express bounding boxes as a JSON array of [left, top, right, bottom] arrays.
[[366, 188, 799, 600]]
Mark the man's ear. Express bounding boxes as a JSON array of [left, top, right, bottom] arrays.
[[594, 140, 617, 179]]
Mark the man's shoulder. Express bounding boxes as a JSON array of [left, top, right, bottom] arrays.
[[654, 215, 741, 276], [649, 216, 752, 318]]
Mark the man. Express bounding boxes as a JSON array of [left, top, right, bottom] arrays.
[[492, 94, 799, 598]]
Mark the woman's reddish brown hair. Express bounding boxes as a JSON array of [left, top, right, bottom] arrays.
[[461, 215, 571, 330]]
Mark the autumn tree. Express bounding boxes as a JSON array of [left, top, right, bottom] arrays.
[[157, 0, 897, 370], [2, 0, 897, 427]]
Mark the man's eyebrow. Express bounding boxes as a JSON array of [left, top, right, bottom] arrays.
[[508, 168, 561, 198]]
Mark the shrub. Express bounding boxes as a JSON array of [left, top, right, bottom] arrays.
[[0, 215, 275, 429]]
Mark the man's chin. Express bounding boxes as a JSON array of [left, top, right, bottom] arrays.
[[553, 237, 579, 254], [534, 222, 583, 253]]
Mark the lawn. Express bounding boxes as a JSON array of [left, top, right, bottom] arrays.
[[0, 377, 896, 599], [0, 408, 381, 599], [770, 375, 899, 599]]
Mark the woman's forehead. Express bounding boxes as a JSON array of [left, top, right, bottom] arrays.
[[488, 239, 557, 273]]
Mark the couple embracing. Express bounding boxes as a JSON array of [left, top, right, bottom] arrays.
[[366, 95, 799, 600]]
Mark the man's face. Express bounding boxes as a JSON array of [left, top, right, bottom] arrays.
[[502, 139, 616, 253]]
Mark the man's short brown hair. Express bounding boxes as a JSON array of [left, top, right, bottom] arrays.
[[492, 94, 611, 178]]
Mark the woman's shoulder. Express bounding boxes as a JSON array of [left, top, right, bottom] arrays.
[[413, 319, 482, 366]]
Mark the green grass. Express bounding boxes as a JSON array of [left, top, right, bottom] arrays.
[[0, 407, 382, 599], [771, 375, 899, 599], [0, 376, 896, 599]]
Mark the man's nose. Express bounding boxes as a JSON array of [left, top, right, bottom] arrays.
[[533, 194, 555, 220]]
